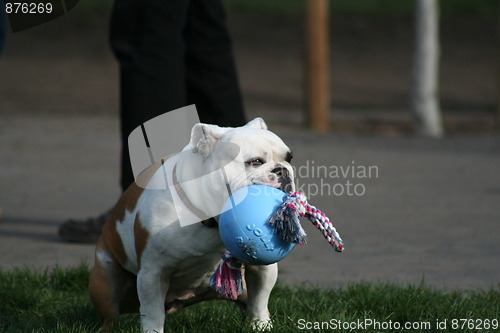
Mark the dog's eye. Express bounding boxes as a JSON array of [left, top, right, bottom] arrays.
[[246, 158, 265, 167]]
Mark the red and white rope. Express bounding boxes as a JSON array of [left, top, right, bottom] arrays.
[[271, 192, 344, 252]]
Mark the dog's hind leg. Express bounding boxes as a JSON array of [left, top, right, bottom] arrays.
[[89, 236, 138, 329]]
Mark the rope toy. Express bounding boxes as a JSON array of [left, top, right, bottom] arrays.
[[210, 191, 344, 300], [270, 192, 344, 252], [208, 252, 243, 300]]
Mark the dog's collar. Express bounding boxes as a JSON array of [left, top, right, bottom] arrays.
[[172, 163, 218, 228]]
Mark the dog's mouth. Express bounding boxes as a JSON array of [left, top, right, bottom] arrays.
[[271, 166, 294, 193], [249, 167, 294, 194], [278, 178, 294, 194]]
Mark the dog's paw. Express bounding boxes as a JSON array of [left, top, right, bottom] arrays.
[[250, 318, 273, 331]]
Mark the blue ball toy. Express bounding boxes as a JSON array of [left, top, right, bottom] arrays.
[[218, 185, 295, 265]]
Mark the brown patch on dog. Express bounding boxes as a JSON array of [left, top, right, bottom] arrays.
[[134, 213, 150, 269], [101, 159, 167, 267], [101, 219, 127, 267], [102, 155, 177, 265], [89, 237, 120, 326], [112, 183, 146, 223], [111, 158, 168, 223], [89, 236, 140, 328], [101, 182, 145, 266]]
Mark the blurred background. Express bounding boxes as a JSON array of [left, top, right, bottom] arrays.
[[0, 1, 499, 289], [0, 0, 498, 132]]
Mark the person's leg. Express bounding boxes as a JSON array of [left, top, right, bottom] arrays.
[[111, 0, 191, 191], [59, 0, 191, 242], [184, 0, 246, 127], [59, 0, 246, 242], [118, 0, 246, 189]]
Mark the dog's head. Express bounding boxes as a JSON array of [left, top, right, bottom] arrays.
[[189, 117, 295, 194]]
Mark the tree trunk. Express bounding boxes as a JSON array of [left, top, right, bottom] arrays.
[[305, 0, 330, 131], [411, 0, 443, 137]]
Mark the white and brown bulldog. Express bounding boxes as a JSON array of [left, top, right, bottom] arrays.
[[89, 118, 294, 333]]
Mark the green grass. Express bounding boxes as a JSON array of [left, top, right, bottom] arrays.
[[0, 265, 499, 332]]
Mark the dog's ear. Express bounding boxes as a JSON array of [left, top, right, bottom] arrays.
[[245, 117, 268, 130], [190, 123, 228, 157]]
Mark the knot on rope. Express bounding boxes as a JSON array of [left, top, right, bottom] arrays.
[[209, 252, 243, 300], [270, 192, 344, 252], [269, 192, 308, 244]]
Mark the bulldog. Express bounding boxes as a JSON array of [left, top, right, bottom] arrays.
[[89, 118, 294, 332]]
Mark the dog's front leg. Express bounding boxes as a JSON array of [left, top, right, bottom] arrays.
[[244, 263, 278, 330], [137, 267, 169, 333]]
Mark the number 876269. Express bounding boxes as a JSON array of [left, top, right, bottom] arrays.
[[5, 2, 53, 14]]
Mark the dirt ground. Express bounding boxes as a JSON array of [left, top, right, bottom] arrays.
[[0, 9, 497, 131]]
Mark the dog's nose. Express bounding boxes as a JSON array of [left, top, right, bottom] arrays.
[[271, 167, 289, 178], [271, 167, 293, 193]]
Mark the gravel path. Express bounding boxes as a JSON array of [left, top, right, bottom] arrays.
[[1, 114, 499, 290]]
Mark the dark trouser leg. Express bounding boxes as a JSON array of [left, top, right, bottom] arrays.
[[184, 0, 246, 127], [110, 0, 189, 191], [59, 0, 245, 242], [110, 0, 246, 191]]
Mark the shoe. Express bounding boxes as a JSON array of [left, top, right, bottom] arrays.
[[58, 209, 112, 243]]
